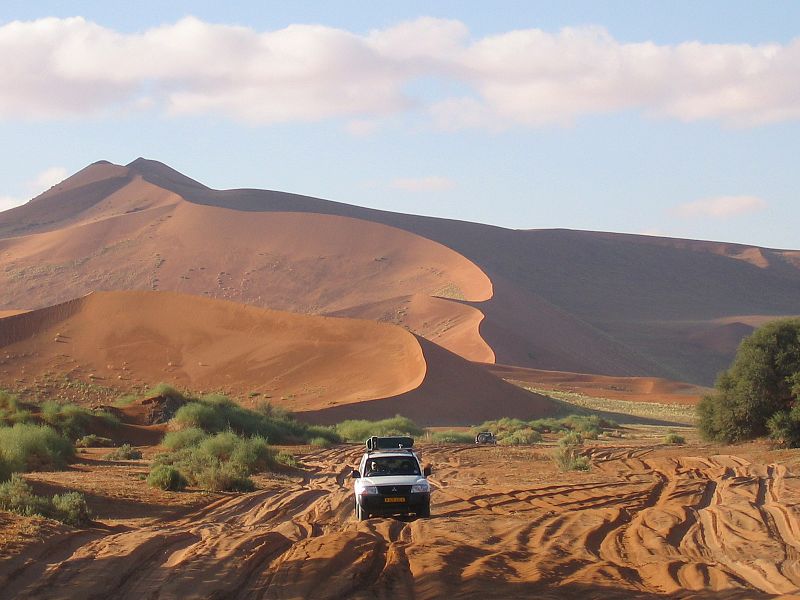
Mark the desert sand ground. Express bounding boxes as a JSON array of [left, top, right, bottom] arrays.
[[2, 434, 800, 599]]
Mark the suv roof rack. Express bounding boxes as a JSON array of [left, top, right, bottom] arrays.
[[365, 436, 414, 452]]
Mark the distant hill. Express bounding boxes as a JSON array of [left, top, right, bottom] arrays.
[[2, 157, 798, 385]]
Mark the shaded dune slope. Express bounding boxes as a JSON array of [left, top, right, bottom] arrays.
[[328, 293, 495, 363], [298, 337, 559, 426]]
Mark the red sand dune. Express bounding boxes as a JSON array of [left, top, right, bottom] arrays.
[[0, 163, 492, 365], [0, 290, 557, 423], [2, 157, 799, 386], [329, 293, 495, 363]]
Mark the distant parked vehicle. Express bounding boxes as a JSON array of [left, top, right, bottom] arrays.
[[475, 431, 496, 445]]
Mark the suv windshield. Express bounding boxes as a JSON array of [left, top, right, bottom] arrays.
[[364, 456, 420, 477]]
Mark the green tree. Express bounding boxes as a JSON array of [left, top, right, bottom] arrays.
[[698, 318, 800, 445]]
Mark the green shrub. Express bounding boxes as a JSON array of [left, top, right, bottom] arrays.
[[0, 456, 11, 483], [92, 410, 121, 428], [476, 415, 617, 445], [498, 429, 543, 446], [663, 432, 686, 445], [169, 395, 341, 445], [0, 423, 74, 472], [75, 434, 114, 448], [198, 430, 240, 461], [162, 427, 207, 450], [335, 415, 424, 442], [193, 463, 254, 492], [527, 418, 566, 433], [699, 318, 800, 444], [553, 432, 590, 471], [152, 432, 276, 492], [148, 383, 189, 401], [172, 402, 224, 432], [113, 394, 138, 407], [0, 474, 91, 526], [429, 430, 474, 444], [147, 465, 187, 491], [40, 401, 93, 439], [230, 436, 275, 471], [308, 436, 333, 448], [0, 392, 34, 426], [105, 444, 142, 460], [275, 450, 298, 468], [51, 491, 92, 526], [0, 390, 20, 413], [0, 474, 50, 517], [305, 424, 340, 443], [4, 410, 33, 426], [767, 404, 800, 448]]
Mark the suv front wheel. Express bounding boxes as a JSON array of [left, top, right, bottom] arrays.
[[418, 502, 431, 518], [355, 500, 369, 521]]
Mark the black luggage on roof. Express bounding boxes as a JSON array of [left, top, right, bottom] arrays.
[[366, 436, 414, 451]]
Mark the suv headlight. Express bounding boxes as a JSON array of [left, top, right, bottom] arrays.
[[359, 485, 379, 496], [411, 481, 430, 493]]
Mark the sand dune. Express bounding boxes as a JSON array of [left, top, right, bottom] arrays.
[[121, 158, 800, 384], [3, 442, 799, 599], [299, 337, 557, 426], [3, 157, 799, 385], [0, 291, 425, 410], [0, 167, 493, 367], [329, 293, 495, 363], [0, 290, 557, 421]]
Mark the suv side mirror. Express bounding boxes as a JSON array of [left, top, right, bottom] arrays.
[[423, 465, 432, 477], [351, 469, 361, 479]]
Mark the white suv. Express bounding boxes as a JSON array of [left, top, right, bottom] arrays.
[[351, 436, 431, 520]]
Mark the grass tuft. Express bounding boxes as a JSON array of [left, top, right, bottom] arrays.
[[152, 431, 279, 492], [663, 432, 686, 445], [335, 415, 424, 442], [0, 474, 91, 526], [105, 444, 143, 460], [0, 423, 74, 473], [429, 430, 474, 444], [147, 465, 187, 491], [75, 434, 114, 448], [553, 432, 590, 471]]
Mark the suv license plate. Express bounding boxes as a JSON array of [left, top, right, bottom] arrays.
[[384, 497, 405, 503]]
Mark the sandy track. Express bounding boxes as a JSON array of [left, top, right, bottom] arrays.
[[2, 445, 799, 599]]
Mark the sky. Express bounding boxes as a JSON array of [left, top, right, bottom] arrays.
[[1, 1, 798, 249]]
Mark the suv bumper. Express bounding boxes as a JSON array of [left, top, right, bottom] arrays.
[[359, 492, 430, 515]]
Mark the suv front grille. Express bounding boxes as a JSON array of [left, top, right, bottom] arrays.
[[377, 485, 411, 495]]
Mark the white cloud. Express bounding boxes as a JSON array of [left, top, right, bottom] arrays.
[[0, 166, 69, 213], [673, 195, 768, 218], [31, 166, 68, 192], [344, 119, 382, 137], [1, 17, 799, 128], [0, 195, 21, 212], [390, 176, 456, 192]]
